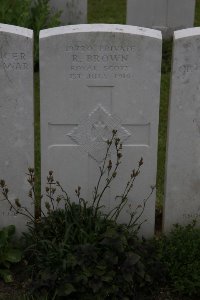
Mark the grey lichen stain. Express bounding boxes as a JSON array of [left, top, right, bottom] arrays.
[[0, 35, 12, 84], [183, 41, 193, 51], [116, 28, 124, 32], [190, 178, 200, 195], [194, 107, 200, 134]]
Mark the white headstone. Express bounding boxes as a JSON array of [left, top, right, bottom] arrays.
[[164, 28, 200, 231], [126, 0, 196, 37], [40, 24, 162, 237], [49, 0, 87, 25], [0, 24, 34, 233]]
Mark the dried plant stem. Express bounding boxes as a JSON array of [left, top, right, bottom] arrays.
[[92, 131, 116, 207]]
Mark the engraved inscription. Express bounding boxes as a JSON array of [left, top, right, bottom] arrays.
[[66, 41, 135, 80], [0, 51, 29, 71], [66, 44, 136, 52], [1, 211, 18, 217], [183, 213, 200, 220], [178, 63, 200, 79]]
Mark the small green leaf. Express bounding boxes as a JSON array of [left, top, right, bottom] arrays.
[[75, 274, 88, 284], [104, 227, 119, 238], [0, 231, 7, 248], [136, 261, 146, 278], [4, 225, 15, 237], [5, 249, 22, 263], [145, 274, 152, 283], [96, 264, 106, 270], [123, 252, 141, 268], [0, 269, 13, 283], [102, 271, 115, 282], [102, 274, 113, 282], [128, 253, 141, 264], [1, 260, 10, 269], [123, 272, 133, 282], [62, 283, 76, 295], [91, 280, 102, 293]]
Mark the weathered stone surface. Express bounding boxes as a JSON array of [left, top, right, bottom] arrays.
[[126, 0, 196, 37], [49, 0, 87, 25], [0, 24, 34, 233], [40, 24, 162, 237], [164, 28, 200, 232]]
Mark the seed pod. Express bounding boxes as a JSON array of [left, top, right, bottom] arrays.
[[139, 157, 143, 167], [15, 198, 21, 208], [112, 172, 117, 178], [0, 180, 5, 187]]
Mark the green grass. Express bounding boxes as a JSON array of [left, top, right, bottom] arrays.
[[156, 39, 172, 209], [157, 73, 170, 209], [34, 0, 200, 213], [34, 72, 41, 214], [195, 0, 200, 26], [88, 0, 126, 24]]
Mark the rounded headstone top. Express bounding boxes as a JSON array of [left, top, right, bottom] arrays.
[[0, 23, 33, 38], [40, 24, 162, 40], [174, 27, 200, 40]]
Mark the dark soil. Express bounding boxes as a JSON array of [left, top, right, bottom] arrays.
[[155, 209, 163, 234], [0, 276, 199, 300], [138, 289, 200, 300], [0, 263, 30, 300], [0, 280, 21, 299]]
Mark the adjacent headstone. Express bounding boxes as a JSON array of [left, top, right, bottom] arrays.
[[126, 0, 196, 37], [40, 24, 162, 237], [0, 24, 34, 233], [164, 28, 200, 232], [49, 0, 87, 25]]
